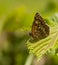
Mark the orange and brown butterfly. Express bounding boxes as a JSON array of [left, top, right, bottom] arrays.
[[30, 13, 49, 40]]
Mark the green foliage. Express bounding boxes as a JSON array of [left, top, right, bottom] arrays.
[[0, 0, 58, 65]]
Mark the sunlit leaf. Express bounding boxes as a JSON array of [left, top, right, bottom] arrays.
[[26, 15, 58, 61]]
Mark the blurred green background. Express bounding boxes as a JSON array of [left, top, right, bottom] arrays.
[[0, 0, 58, 65]]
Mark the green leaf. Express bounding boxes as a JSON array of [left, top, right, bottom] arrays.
[[26, 15, 58, 61]]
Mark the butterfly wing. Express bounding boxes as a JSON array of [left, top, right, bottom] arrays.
[[31, 13, 49, 39]]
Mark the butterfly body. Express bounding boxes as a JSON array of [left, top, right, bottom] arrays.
[[30, 13, 49, 40]]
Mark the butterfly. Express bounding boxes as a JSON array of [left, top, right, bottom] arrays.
[[30, 13, 49, 40]]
